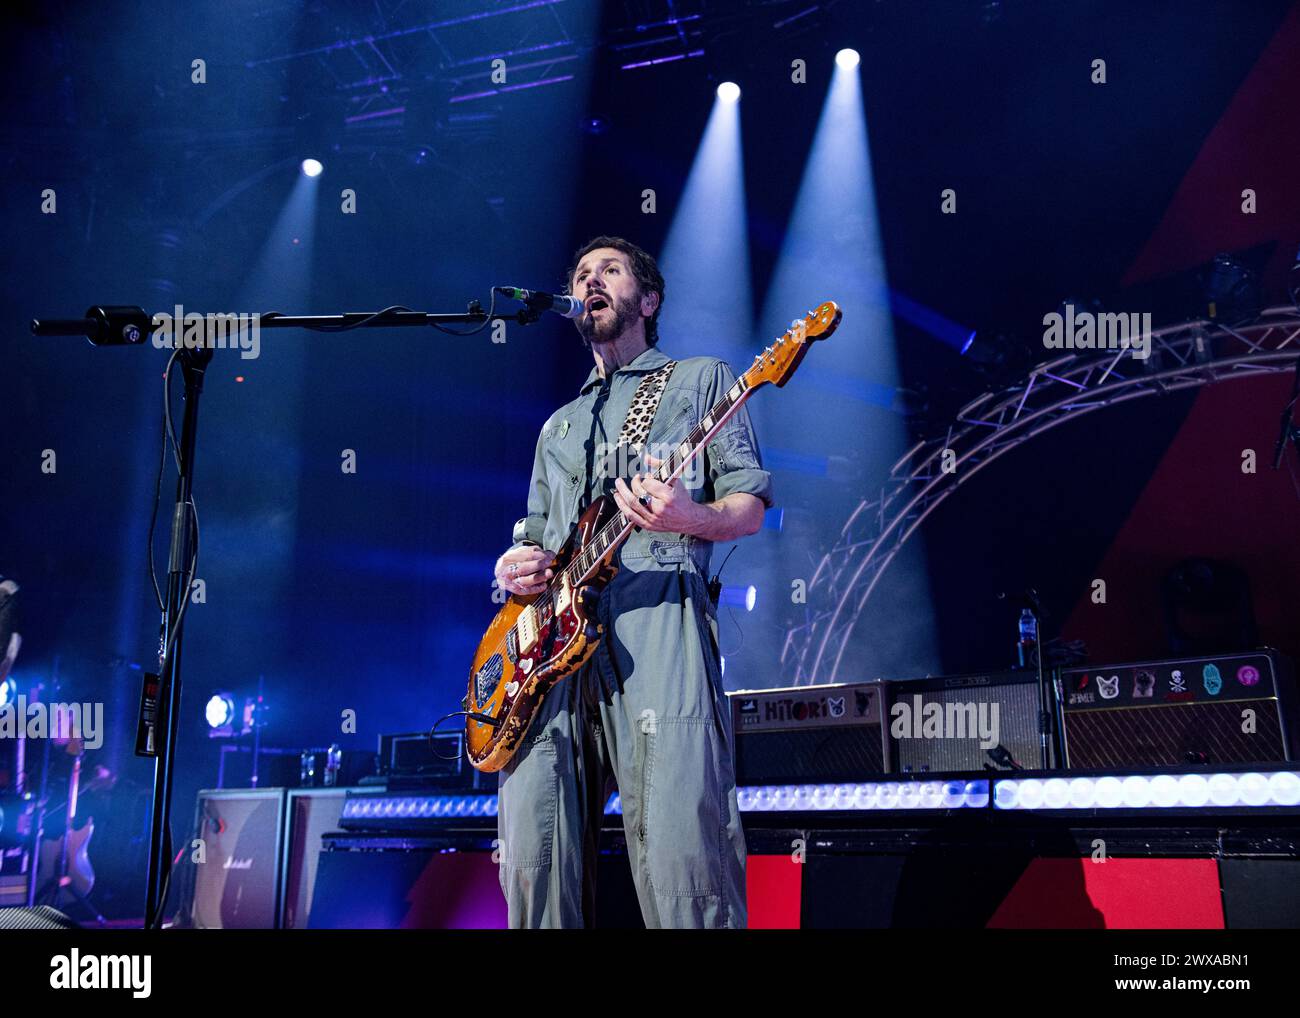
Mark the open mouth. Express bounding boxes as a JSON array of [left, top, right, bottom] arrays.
[[586, 294, 610, 313]]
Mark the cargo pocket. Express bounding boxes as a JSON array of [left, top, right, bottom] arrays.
[[498, 736, 558, 870], [642, 717, 724, 897]]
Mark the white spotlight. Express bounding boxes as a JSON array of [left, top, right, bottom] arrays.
[[836, 48, 860, 70], [205, 693, 235, 729], [301, 158, 323, 178], [716, 81, 741, 104]]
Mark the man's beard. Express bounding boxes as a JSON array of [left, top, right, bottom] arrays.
[[577, 291, 640, 346]]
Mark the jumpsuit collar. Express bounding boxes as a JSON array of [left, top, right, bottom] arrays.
[[579, 345, 671, 396]]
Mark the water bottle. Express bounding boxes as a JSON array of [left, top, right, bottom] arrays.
[[1017, 608, 1038, 670]]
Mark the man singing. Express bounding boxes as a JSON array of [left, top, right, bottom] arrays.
[[493, 236, 773, 928]]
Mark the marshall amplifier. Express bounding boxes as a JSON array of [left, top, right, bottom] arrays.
[[729, 682, 889, 785], [887, 670, 1054, 773], [1058, 649, 1298, 769], [182, 788, 286, 929]]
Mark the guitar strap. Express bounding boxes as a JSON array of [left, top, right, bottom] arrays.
[[616, 359, 677, 451], [578, 360, 677, 516]]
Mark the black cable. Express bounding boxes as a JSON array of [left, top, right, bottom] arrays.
[[146, 348, 183, 611], [428, 711, 495, 763]]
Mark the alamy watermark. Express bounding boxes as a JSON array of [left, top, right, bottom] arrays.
[[152, 305, 261, 360], [1043, 304, 1151, 360], [889, 695, 1000, 750], [0, 697, 104, 749], [593, 440, 706, 487]]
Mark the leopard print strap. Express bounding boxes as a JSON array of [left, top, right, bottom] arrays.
[[616, 360, 677, 453]]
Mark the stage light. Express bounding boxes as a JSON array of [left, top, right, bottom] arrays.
[[720, 584, 758, 612], [758, 37, 941, 682], [301, 158, 323, 177], [716, 81, 740, 103], [660, 69, 752, 364], [205, 693, 235, 730], [835, 48, 860, 70]]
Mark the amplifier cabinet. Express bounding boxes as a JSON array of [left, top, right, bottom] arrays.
[[280, 788, 352, 929], [729, 682, 889, 785], [1057, 650, 1298, 769], [186, 788, 286, 929], [887, 670, 1054, 773]]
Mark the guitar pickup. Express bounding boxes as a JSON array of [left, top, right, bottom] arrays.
[[505, 628, 519, 664]]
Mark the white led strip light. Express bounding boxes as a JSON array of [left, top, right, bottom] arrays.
[[736, 780, 990, 812], [338, 771, 1300, 822], [993, 771, 1300, 810]]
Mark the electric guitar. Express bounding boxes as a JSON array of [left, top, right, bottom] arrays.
[[465, 301, 842, 772]]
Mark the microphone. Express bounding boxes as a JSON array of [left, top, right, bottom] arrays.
[[494, 287, 583, 319]]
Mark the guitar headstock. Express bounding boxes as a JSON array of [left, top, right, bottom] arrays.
[[744, 301, 841, 388]]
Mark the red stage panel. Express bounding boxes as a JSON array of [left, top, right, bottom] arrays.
[[747, 854, 803, 929], [988, 857, 1224, 929]]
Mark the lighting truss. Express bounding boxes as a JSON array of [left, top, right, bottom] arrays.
[[781, 307, 1300, 686]]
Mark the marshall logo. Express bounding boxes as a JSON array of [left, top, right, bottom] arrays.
[[223, 857, 254, 870]]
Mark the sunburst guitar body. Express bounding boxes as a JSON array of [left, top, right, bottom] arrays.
[[465, 301, 842, 771]]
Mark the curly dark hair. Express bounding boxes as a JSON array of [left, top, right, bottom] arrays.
[[564, 235, 665, 346]]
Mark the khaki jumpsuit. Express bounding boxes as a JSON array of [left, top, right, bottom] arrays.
[[497, 345, 774, 928]]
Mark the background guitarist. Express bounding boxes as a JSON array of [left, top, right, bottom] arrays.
[[492, 236, 773, 928]]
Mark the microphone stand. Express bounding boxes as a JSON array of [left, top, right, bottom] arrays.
[[30, 299, 538, 929], [1023, 589, 1054, 771]]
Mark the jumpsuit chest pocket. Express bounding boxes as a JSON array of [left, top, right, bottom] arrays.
[[542, 426, 588, 533], [543, 427, 583, 493], [648, 398, 696, 449]]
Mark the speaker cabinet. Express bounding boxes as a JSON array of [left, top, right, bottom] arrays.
[[186, 788, 286, 929], [888, 670, 1054, 773], [279, 788, 350, 929], [1059, 650, 1297, 768], [0, 905, 78, 929], [729, 682, 889, 784]]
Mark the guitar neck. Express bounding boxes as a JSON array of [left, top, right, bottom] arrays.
[[571, 367, 763, 583]]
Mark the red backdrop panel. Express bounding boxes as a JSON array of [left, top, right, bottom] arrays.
[[747, 854, 803, 929], [988, 857, 1224, 929]]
